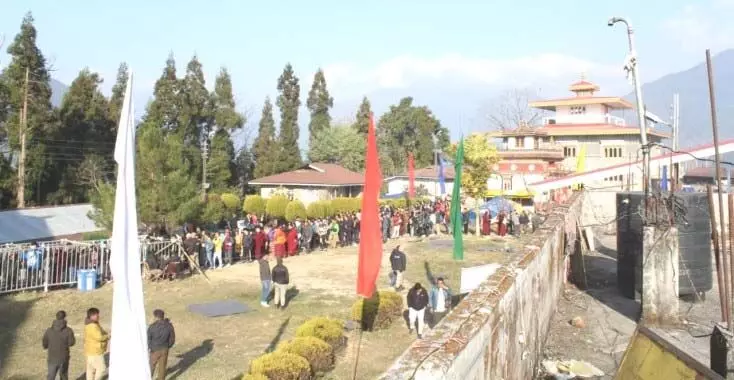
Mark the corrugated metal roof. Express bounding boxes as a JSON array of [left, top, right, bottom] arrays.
[[0, 203, 102, 243]]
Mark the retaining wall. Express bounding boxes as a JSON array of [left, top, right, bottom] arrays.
[[380, 193, 585, 380]]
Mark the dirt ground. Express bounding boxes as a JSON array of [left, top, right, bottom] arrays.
[[0, 234, 522, 380], [539, 233, 722, 379]]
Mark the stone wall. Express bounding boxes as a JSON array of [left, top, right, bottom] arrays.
[[379, 193, 585, 380]]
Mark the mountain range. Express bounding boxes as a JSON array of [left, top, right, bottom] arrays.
[[49, 49, 734, 151]]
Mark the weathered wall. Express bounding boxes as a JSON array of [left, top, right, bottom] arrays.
[[380, 193, 584, 380]]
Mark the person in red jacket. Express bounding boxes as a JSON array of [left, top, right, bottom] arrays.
[[253, 227, 267, 260], [286, 224, 298, 256], [273, 225, 287, 258]]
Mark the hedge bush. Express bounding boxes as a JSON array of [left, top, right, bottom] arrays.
[[285, 200, 307, 222], [243, 195, 267, 215], [221, 193, 241, 210], [351, 290, 403, 331], [306, 201, 326, 219], [278, 336, 334, 374], [250, 351, 310, 380], [295, 317, 344, 348], [242, 374, 269, 380], [266, 195, 290, 219]]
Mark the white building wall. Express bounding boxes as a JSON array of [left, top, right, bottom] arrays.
[[259, 186, 330, 206], [386, 178, 455, 198]]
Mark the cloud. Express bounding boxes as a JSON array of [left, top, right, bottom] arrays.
[[322, 53, 619, 95], [662, 1, 734, 53]]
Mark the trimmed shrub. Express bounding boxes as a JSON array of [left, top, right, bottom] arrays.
[[250, 351, 310, 380], [351, 290, 403, 331], [266, 195, 290, 219], [202, 196, 226, 223], [349, 197, 362, 212], [242, 374, 269, 380], [285, 200, 307, 222], [221, 193, 241, 210], [295, 317, 344, 348], [306, 201, 328, 219], [278, 336, 334, 374], [243, 195, 267, 215]]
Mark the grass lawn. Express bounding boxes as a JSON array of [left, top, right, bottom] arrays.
[[0, 234, 523, 380]]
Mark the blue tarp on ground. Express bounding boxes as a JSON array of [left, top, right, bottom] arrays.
[[188, 300, 251, 318]]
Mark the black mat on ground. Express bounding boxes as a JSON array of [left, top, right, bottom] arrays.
[[187, 300, 251, 317]]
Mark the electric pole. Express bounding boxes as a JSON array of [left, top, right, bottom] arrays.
[[201, 136, 209, 202], [672, 93, 680, 190], [17, 67, 29, 208]]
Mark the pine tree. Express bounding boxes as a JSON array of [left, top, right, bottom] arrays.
[[353, 96, 371, 135], [253, 97, 277, 178], [108, 62, 129, 132], [207, 67, 244, 191], [146, 53, 180, 131], [179, 55, 211, 145], [52, 68, 114, 203], [275, 63, 302, 171], [306, 69, 333, 157], [234, 147, 255, 194], [1, 12, 55, 206]]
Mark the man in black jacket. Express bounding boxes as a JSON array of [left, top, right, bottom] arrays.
[[42, 310, 75, 380], [389, 246, 407, 291], [148, 309, 175, 380], [407, 283, 429, 339], [271, 257, 290, 309]]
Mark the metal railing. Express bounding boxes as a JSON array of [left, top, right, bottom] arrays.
[[0, 238, 181, 295]]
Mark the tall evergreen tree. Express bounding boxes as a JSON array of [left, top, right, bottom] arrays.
[[108, 62, 129, 132], [275, 63, 301, 171], [306, 69, 333, 157], [179, 55, 211, 145], [51, 68, 114, 203], [234, 147, 255, 194], [207, 67, 244, 191], [253, 97, 277, 178], [0, 12, 55, 206], [353, 96, 371, 135], [146, 53, 180, 131]]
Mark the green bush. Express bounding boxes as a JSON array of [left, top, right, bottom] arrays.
[[278, 336, 334, 374], [243, 195, 267, 215], [82, 230, 110, 241], [221, 193, 241, 210], [242, 374, 269, 380], [266, 195, 290, 219], [285, 200, 307, 222], [202, 196, 226, 223], [306, 201, 328, 219], [250, 351, 310, 380], [351, 291, 403, 331], [295, 317, 344, 348]]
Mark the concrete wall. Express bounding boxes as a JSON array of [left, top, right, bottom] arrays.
[[582, 190, 731, 236], [380, 193, 584, 380]]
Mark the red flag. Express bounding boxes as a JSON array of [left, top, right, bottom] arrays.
[[357, 113, 383, 298], [407, 152, 415, 199]]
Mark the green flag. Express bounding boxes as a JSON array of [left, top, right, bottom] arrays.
[[450, 138, 464, 260]]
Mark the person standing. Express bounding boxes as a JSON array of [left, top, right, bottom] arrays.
[[253, 227, 266, 260], [274, 225, 287, 258], [148, 309, 176, 380], [429, 278, 452, 327], [212, 232, 224, 269], [389, 246, 407, 291], [407, 283, 429, 339], [223, 228, 234, 266], [259, 254, 272, 307], [286, 224, 298, 256], [84, 308, 110, 380], [271, 257, 290, 309], [43, 310, 75, 380]]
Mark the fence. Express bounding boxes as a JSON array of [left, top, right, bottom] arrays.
[[0, 238, 181, 296]]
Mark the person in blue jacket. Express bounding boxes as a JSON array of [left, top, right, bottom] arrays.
[[23, 242, 44, 285]]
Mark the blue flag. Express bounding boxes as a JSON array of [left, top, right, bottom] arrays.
[[438, 154, 446, 195]]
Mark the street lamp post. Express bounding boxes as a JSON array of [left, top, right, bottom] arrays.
[[608, 17, 650, 198]]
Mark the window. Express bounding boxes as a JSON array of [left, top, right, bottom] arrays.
[[604, 175, 623, 182], [604, 146, 623, 158], [503, 177, 512, 191], [563, 146, 577, 157], [570, 106, 586, 115], [515, 138, 525, 148]]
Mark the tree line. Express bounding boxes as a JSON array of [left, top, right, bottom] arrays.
[[0, 13, 451, 230]]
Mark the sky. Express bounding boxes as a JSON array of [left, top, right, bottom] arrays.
[[1, 0, 733, 148]]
